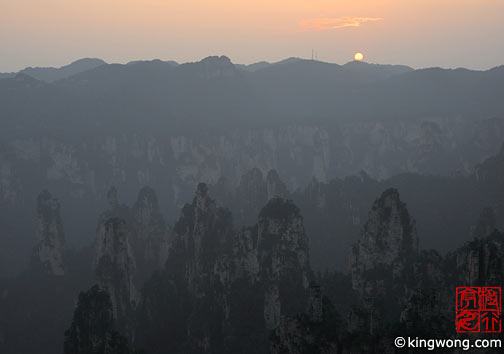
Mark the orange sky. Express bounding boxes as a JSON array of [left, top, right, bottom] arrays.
[[1, 0, 503, 71]]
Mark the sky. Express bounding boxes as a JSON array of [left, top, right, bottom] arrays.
[[1, 0, 503, 72]]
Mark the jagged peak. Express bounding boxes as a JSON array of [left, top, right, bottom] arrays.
[[33, 189, 65, 276], [259, 197, 301, 220], [37, 189, 58, 211], [195, 182, 209, 199], [266, 169, 289, 200], [200, 55, 233, 66], [63, 284, 136, 354], [361, 188, 418, 254], [473, 207, 497, 238], [308, 175, 322, 186], [134, 186, 160, 210], [358, 170, 372, 182], [132, 185, 166, 248], [177, 184, 233, 237], [192, 183, 217, 213], [241, 167, 264, 181], [454, 230, 504, 286], [350, 189, 419, 300], [460, 229, 504, 251], [106, 186, 119, 210], [191, 55, 238, 79], [370, 188, 408, 215], [100, 217, 127, 235], [266, 169, 280, 182], [94, 215, 137, 318], [38, 188, 52, 200], [378, 187, 400, 200], [36, 189, 63, 227], [237, 169, 267, 199]]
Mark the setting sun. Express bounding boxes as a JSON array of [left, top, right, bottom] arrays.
[[354, 52, 364, 61]]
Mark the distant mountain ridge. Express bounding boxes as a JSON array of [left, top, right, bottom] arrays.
[[0, 58, 107, 83], [3, 55, 502, 131], [2, 55, 501, 87]]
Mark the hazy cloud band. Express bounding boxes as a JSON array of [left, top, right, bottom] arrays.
[[299, 16, 384, 32]]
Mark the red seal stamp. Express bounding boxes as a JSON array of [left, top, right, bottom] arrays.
[[456, 287, 502, 333]]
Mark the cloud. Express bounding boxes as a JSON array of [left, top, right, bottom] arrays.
[[298, 17, 384, 32]]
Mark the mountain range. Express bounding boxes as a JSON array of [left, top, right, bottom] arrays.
[[1, 55, 504, 354]]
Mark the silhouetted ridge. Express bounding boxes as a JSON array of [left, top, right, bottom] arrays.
[[20, 58, 106, 83]]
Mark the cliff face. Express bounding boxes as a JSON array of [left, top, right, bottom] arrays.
[[87, 182, 502, 354], [266, 170, 289, 201], [346, 188, 504, 344], [159, 183, 250, 352], [97, 186, 170, 283], [132, 186, 165, 241], [93, 217, 137, 321], [2, 123, 503, 277], [348, 188, 419, 334], [455, 231, 504, 286], [31, 190, 66, 275], [63, 285, 134, 354], [100, 186, 131, 222], [257, 198, 310, 282], [170, 183, 234, 296], [132, 186, 170, 271], [257, 198, 310, 329], [107, 186, 119, 211], [2, 118, 500, 212], [472, 207, 497, 239], [350, 188, 418, 297], [475, 142, 504, 188], [475, 143, 504, 228], [211, 168, 289, 226], [270, 285, 342, 354], [138, 184, 311, 354], [235, 168, 268, 224], [399, 232, 504, 343]]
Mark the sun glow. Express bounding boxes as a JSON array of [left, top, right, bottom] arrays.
[[354, 52, 364, 61]]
